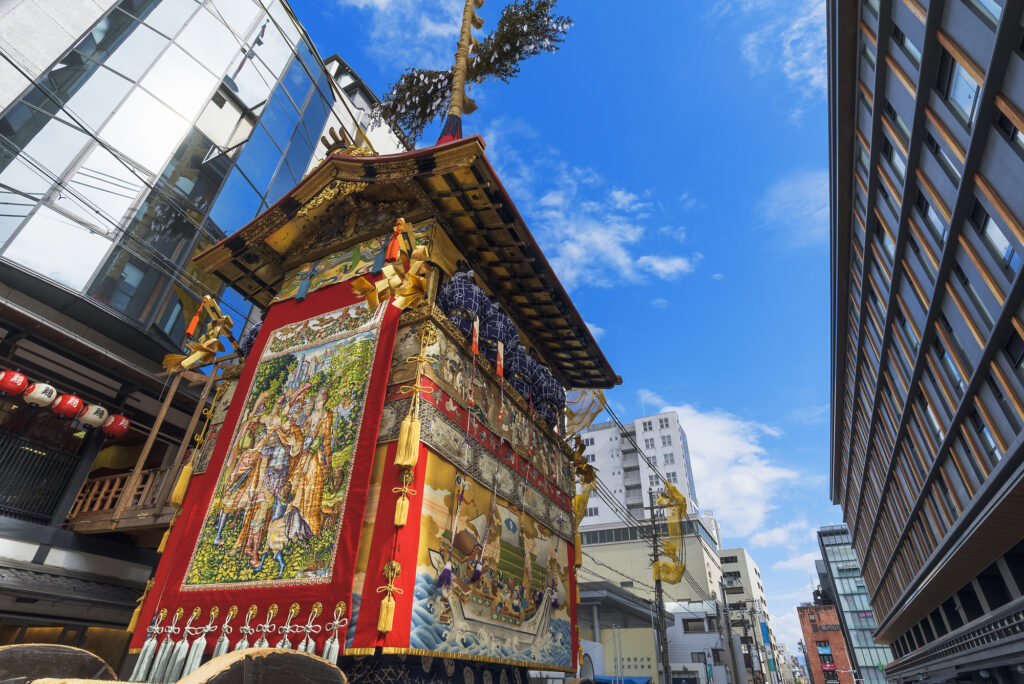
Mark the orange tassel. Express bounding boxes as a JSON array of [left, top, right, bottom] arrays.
[[185, 300, 205, 338]]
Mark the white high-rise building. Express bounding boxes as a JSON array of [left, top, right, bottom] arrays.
[[579, 410, 698, 525]]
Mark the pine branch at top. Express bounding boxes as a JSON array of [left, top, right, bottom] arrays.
[[373, 0, 572, 145]]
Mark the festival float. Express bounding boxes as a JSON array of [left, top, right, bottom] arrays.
[[112, 1, 629, 682]]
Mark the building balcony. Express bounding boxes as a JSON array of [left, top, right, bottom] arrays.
[[66, 466, 179, 533], [622, 452, 639, 469], [623, 471, 642, 488]]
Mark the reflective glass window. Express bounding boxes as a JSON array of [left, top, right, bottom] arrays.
[[104, 20, 168, 81], [0, 186, 35, 245], [281, 56, 313, 110], [265, 158, 298, 204], [140, 0, 199, 36], [88, 248, 167, 320], [225, 20, 286, 107], [159, 127, 231, 216], [55, 145, 148, 229], [300, 91, 331, 150], [100, 88, 190, 173], [3, 205, 113, 290], [236, 124, 282, 192], [948, 62, 980, 125], [0, 117, 91, 194], [58, 66, 134, 131], [283, 122, 316, 181], [260, 88, 301, 147], [176, 6, 241, 76], [207, 0, 261, 38], [140, 44, 218, 121], [208, 167, 262, 233]]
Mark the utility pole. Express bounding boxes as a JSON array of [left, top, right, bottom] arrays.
[[718, 576, 743, 684], [647, 488, 673, 684]]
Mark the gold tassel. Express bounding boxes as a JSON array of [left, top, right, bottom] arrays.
[[169, 462, 193, 506], [126, 579, 154, 634], [394, 324, 436, 468], [574, 533, 582, 568], [394, 494, 410, 527], [394, 415, 420, 468], [376, 561, 402, 633], [157, 515, 176, 554], [377, 594, 396, 633]]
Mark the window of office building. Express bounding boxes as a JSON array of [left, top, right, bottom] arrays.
[[658, 417, 669, 429], [891, 23, 921, 65], [661, 435, 672, 446], [938, 50, 981, 126], [916, 192, 948, 243], [971, 201, 1021, 272], [969, 0, 1002, 23], [667, 471, 678, 484], [664, 453, 675, 465], [642, 420, 652, 431], [644, 438, 655, 449], [882, 137, 907, 182]]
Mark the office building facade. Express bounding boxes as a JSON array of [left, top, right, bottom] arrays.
[[580, 411, 698, 522], [720, 547, 782, 684], [798, 605, 856, 684], [829, 0, 1024, 680], [816, 525, 891, 684], [0, 0, 400, 666]]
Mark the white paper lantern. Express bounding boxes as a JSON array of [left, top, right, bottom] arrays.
[[77, 404, 109, 428], [23, 383, 58, 408]]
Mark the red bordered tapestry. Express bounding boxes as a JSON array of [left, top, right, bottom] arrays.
[[130, 280, 400, 654]]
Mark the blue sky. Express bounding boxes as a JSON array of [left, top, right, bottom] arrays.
[[293, 0, 834, 652]]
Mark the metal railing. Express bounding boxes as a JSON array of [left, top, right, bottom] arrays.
[[0, 428, 83, 524]]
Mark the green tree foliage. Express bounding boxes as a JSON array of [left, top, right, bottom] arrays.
[[245, 354, 297, 413], [373, 0, 571, 143]]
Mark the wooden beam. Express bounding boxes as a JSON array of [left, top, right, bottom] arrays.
[[924, 108, 966, 163], [916, 168, 952, 223], [860, 20, 877, 46], [995, 94, 1024, 135], [886, 54, 917, 97], [112, 372, 182, 526], [902, 0, 927, 23], [937, 30, 985, 85], [881, 115, 909, 157], [974, 173, 1024, 246]]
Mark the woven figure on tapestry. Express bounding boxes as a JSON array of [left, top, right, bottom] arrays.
[[238, 321, 263, 359], [182, 301, 383, 589], [480, 301, 519, 369], [531, 365, 564, 429], [504, 345, 538, 402], [436, 271, 488, 338]]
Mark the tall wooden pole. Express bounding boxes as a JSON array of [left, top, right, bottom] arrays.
[[448, 0, 477, 119]]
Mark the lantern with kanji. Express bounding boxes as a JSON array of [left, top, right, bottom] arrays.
[[23, 383, 57, 407], [51, 394, 84, 419], [77, 404, 109, 428], [102, 414, 130, 437], [0, 370, 28, 395]]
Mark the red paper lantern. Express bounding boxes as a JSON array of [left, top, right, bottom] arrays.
[[23, 383, 58, 407], [77, 404, 109, 428], [0, 370, 28, 395], [102, 414, 130, 437], [51, 394, 83, 419]]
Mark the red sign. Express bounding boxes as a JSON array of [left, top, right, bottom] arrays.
[[822, 664, 837, 672]]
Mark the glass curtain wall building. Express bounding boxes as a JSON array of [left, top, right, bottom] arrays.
[[0, 0, 366, 346], [816, 525, 891, 684], [828, 0, 1024, 680]]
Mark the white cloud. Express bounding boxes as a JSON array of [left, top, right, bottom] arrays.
[[481, 117, 703, 290], [737, 0, 826, 120], [750, 520, 810, 548], [610, 188, 651, 212], [637, 254, 701, 279], [768, 609, 807, 656], [638, 389, 666, 408], [758, 169, 829, 248], [773, 551, 820, 572], [658, 225, 688, 243], [336, 0, 463, 71], [650, 298, 669, 309], [586, 322, 605, 340], [711, 273, 725, 280], [790, 403, 828, 425], [678, 192, 698, 211], [639, 393, 798, 537]]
